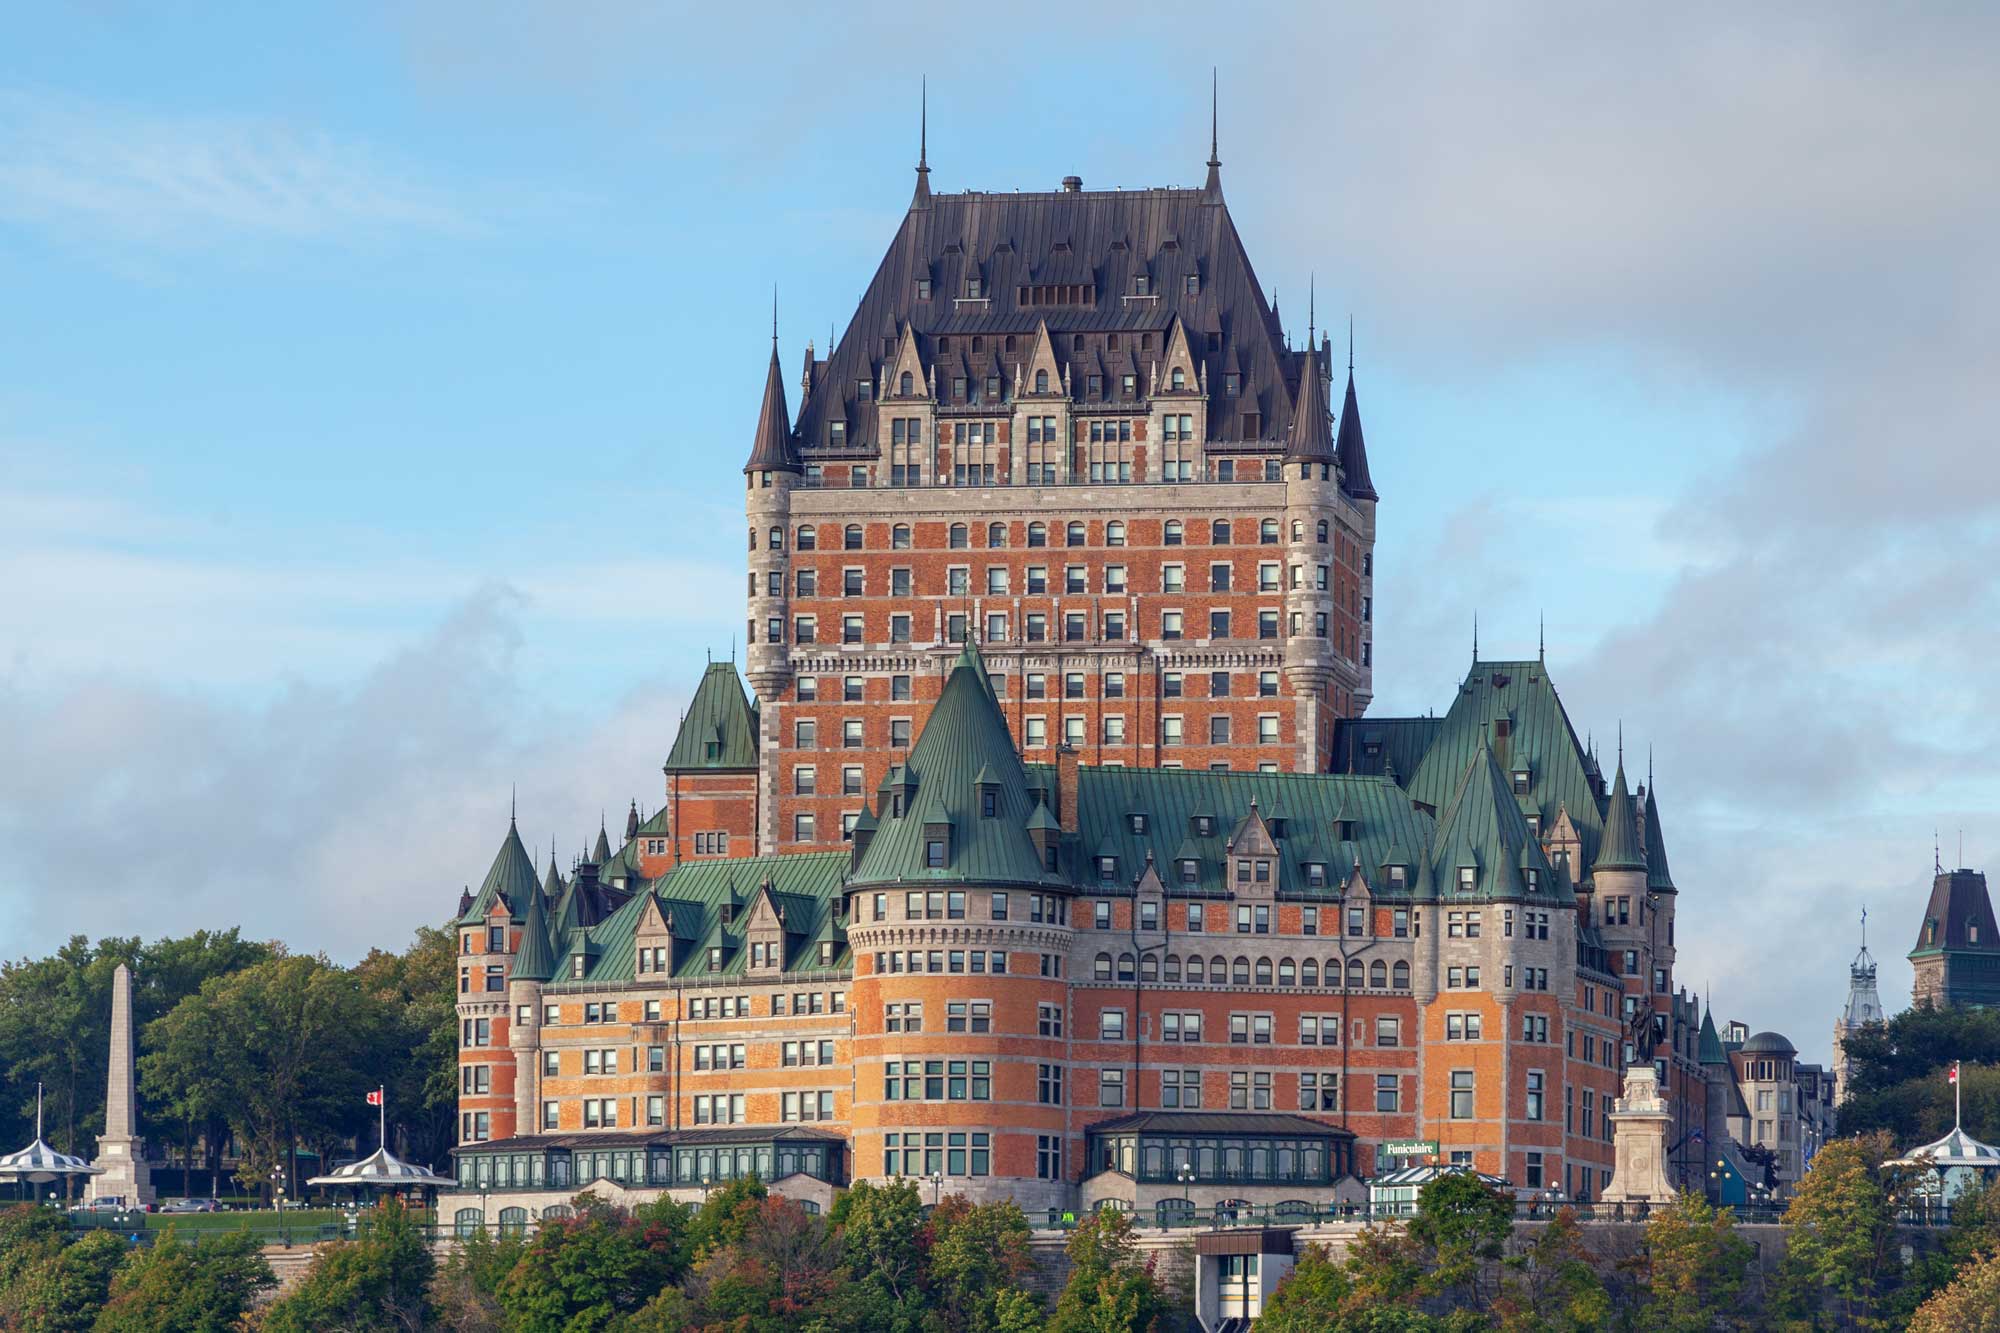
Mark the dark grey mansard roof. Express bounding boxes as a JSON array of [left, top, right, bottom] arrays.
[[792, 182, 1304, 453]]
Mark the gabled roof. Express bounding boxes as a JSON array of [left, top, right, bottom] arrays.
[[1427, 743, 1562, 902], [793, 181, 1298, 454], [850, 643, 1057, 889], [744, 341, 800, 473], [1403, 662, 1605, 868], [1594, 765, 1647, 873], [460, 818, 539, 925], [665, 663, 760, 772]]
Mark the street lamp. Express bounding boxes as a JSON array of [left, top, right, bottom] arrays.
[[929, 1172, 944, 1207], [1177, 1162, 1196, 1210]]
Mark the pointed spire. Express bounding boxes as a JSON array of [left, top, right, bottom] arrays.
[[1539, 612, 1546, 663], [1644, 770, 1676, 891], [1594, 764, 1647, 873], [1203, 68, 1223, 198], [511, 870, 557, 984], [1284, 314, 1335, 464], [1334, 327, 1378, 501], [1472, 612, 1480, 663], [911, 77, 932, 210], [743, 313, 800, 474]]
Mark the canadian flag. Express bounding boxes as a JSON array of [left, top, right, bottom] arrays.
[[366, 1089, 384, 1106], [1949, 1062, 1961, 1085]]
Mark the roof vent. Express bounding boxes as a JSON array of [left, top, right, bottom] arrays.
[[1061, 176, 1083, 193]]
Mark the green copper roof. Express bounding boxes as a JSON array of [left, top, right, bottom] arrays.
[[1593, 765, 1647, 872], [1427, 743, 1563, 902], [664, 662, 760, 772], [1332, 716, 1442, 783], [1403, 662, 1605, 866], [1698, 1009, 1726, 1065], [591, 825, 613, 865], [547, 852, 848, 988], [851, 643, 1059, 889], [1644, 781, 1675, 890], [460, 819, 539, 925], [511, 871, 558, 983]]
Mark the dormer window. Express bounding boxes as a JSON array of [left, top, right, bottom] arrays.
[[1457, 866, 1477, 892], [818, 940, 835, 966], [899, 371, 914, 396], [965, 277, 984, 298], [1306, 863, 1327, 887], [1097, 856, 1118, 883], [829, 421, 846, 446], [916, 278, 932, 299], [1128, 814, 1147, 834], [1525, 868, 1541, 891], [1035, 369, 1049, 393], [1134, 275, 1150, 296], [704, 740, 721, 760], [1185, 274, 1200, 295], [1193, 815, 1215, 836], [927, 840, 946, 868], [707, 947, 723, 972], [571, 956, 586, 979], [1388, 864, 1407, 889], [1179, 859, 1198, 883], [1512, 768, 1531, 795], [1171, 367, 1186, 391], [1225, 372, 1241, 397]]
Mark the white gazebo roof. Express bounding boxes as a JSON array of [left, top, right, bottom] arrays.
[[306, 1144, 456, 1190], [1369, 1163, 1513, 1191], [0, 1086, 103, 1183], [1889, 1124, 2000, 1171]]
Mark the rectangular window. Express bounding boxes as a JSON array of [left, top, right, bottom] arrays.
[[1099, 1069, 1124, 1108]]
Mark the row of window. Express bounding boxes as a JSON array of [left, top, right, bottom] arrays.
[[770, 516, 1315, 554], [883, 1059, 993, 1101], [776, 560, 1344, 600], [769, 606, 1335, 648], [1087, 953, 1414, 991], [883, 1131, 991, 1178]]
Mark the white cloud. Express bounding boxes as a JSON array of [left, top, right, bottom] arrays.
[[0, 90, 465, 247]]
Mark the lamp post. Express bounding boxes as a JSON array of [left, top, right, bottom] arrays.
[[929, 1171, 944, 1207], [268, 1163, 284, 1212], [1177, 1162, 1195, 1213]]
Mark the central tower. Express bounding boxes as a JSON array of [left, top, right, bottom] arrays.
[[741, 128, 1381, 854]]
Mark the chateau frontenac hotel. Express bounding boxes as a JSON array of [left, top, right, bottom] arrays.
[[448, 135, 1709, 1225]]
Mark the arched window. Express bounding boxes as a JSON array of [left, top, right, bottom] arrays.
[[538, 1203, 573, 1220], [1291, 519, 1303, 541], [1028, 522, 1047, 548], [1094, 953, 1112, 981], [1392, 960, 1410, 989], [1316, 519, 1329, 543], [497, 1206, 528, 1237], [988, 521, 1006, 547], [1301, 958, 1319, 987], [1035, 369, 1049, 393], [1164, 953, 1181, 982], [1171, 367, 1186, 390], [1254, 958, 1273, 986], [1106, 521, 1125, 546], [892, 524, 911, 549], [454, 1208, 485, 1239], [1369, 959, 1388, 989], [1066, 521, 1086, 546], [1156, 1197, 1194, 1227], [949, 523, 968, 550], [1278, 958, 1296, 987], [1212, 519, 1231, 544], [843, 524, 863, 550], [797, 525, 817, 550], [1117, 953, 1135, 982], [1140, 953, 1158, 982], [1213, 954, 1228, 981], [1164, 519, 1184, 545], [1186, 955, 1204, 983], [769, 525, 784, 549], [1346, 959, 1364, 990], [1232, 957, 1250, 985], [899, 371, 913, 395], [1261, 518, 1280, 543]]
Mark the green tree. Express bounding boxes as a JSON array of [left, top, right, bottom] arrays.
[[429, 1222, 528, 1333], [1340, 1224, 1428, 1311], [1641, 1189, 1755, 1333], [923, 1194, 1039, 1332], [1888, 1180, 2000, 1322], [1047, 1210, 1167, 1333], [0, 1227, 124, 1333], [1406, 1171, 1515, 1305], [92, 1227, 273, 1333], [1775, 1133, 1899, 1329], [828, 1179, 925, 1321], [684, 1176, 768, 1261], [350, 925, 460, 1166], [1839, 1003, 2000, 1142], [1492, 1208, 1608, 1333], [1256, 1244, 1353, 1332], [140, 954, 381, 1201], [498, 1197, 689, 1332], [258, 1197, 434, 1333], [1909, 1247, 2000, 1333]]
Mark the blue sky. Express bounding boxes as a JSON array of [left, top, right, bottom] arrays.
[[5, 4, 1998, 1059]]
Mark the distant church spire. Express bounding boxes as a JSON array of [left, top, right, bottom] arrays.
[[911, 78, 932, 210], [1203, 68, 1223, 198]]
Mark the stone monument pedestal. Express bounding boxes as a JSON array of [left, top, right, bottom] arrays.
[[1602, 1063, 1677, 1204], [87, 963, 154, 1207]]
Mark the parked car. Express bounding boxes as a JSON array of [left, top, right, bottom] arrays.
[[160, 1197, 222, 1213], [69, 1197, 124, 1213]]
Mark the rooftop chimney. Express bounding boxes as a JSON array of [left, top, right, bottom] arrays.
[[1061, 176, 1083, 193]]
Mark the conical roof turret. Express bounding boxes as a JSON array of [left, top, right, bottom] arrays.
[[1335, 360, 1378, 500], [1643, 780, 1676, 891], [511, 872, 558, 983], [744, 336, 800, 474], [1593, 765, 1647, 873], [461, 816, 539, 923], [1285, 337, 1335, 465]]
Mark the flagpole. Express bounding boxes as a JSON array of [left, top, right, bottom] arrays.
[[379, 1087, 387, 1153], [1956, 1062, 1962, 1131]]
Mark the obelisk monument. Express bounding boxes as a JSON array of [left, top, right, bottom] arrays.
[[87, 963, 154, 1205]]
